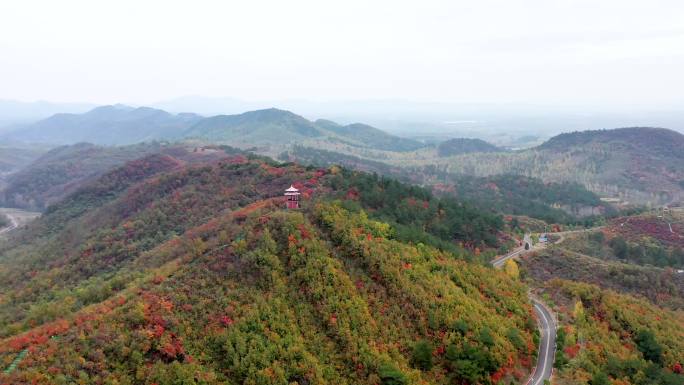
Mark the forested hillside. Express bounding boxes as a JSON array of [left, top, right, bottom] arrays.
[[184, 108, 323, 144], [540, 280, 684, 385], [3, 105, 202, 145], [1, 111, 683, 385], [6, 106, 425, 154], [0, 154, 537, 384], [185, 108, 424, 152], [283, 146, 612, 225], [7, 103, 683, 206], [314, 119, 424, 151], [442, 174, 613, 225], [302, 126, 683, 206], [437, 138, 502, 157], [553, 216, 684, 269], [0, 145, 50, 175], [8, 106, 681, 206], [1, 143, 167, 210], [411, 127, 684, 205], [521, 248, 684, 310], [0, 143, 239, 211]]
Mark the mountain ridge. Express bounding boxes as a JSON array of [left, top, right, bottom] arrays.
[[437, 138, 503, 156], [0, 143, 235, 210], [184, 108, 324, 142], [537, 126, 684, 155], [0, 154, 536, 384], [407, 126, 684, 205], [3, 105, 203, 145], [185, 108, 424, 151], [5, 105, 425, 152]]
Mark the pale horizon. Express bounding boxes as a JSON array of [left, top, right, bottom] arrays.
[[2, 0, 684, 109]]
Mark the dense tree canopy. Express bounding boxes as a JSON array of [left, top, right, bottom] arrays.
[[544, 280, 684, 385], [0, 157, 537, 384]]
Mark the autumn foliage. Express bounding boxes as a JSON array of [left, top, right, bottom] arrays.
[[0, 156, 536, 384]]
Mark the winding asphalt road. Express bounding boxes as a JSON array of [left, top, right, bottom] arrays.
[[491, 234, 557, 385], [528, 298, 556, 385]]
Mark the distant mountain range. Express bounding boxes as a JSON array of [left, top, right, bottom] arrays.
[[437, 138, 503, 156], [3, 105, 202, 145], [0, 99, 95, 125], [185, 108, 321, 142], [283, 126, 684, 206], [3, 105, 425, 151], [314, 119, 423, 151], [0, 145, 50, 175], [185, 108, 423, 151], [2, 103, 683, 206]]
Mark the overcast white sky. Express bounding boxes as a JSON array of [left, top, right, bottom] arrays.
[[1, 0, 683, 107]]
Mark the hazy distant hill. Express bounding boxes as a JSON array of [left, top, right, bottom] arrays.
[[429, 127, 684, 205], [7, 104, 681, 205], [0, 143, 167, 210], [296, 126, 684, 206], [538, 127, 684, 157], [437, 138, 502, 156], [0, 145, 51, 175], [534, 127, 684, 203], [185, 108, 424, 151], [185, 108, 323, 143], [0, 99, 95, 128], [0, 142, 234, 210], [4, 105, 202, 145], [315, 119, 424, 151], [282, 146, 612, 224], [6, 106, 424, 152]]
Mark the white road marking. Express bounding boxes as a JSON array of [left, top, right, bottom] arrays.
[[533, 302, 552, 385], [493, 250, 557, 385]]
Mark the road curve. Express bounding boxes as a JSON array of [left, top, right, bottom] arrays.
[[0, 212, 19, 235], [491, 237, 557, 385], [527, 298, 556, 385]]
